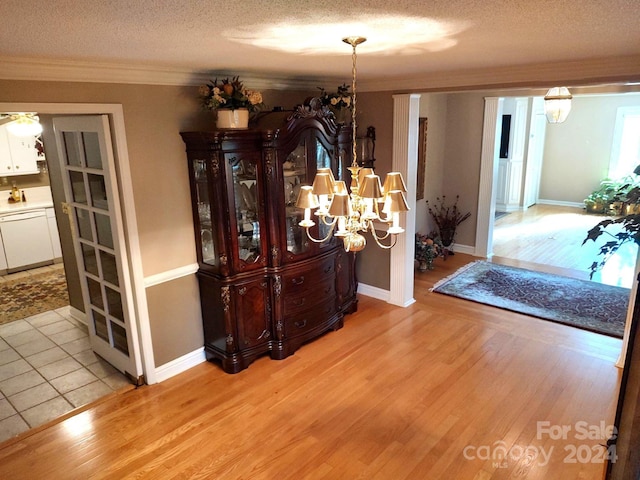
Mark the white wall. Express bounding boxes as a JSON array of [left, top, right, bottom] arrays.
[[540, 93, 640, 204]]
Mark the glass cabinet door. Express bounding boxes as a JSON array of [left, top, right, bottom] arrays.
[[192, 158, 215, 265], [283, 140, 310, 256], [230, 154, 262, 266], [314, 138, 334, 241]]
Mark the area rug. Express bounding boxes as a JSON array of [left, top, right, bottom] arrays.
[[431, 261, 629, 338], [0, 269, 69, 325]]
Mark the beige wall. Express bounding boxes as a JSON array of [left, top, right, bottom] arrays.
[[541, 93, 640, 203], [349, 90, 469, 288], [353, 91, 394, 290], [0, 79, 313, 367], [440, 92, 485, 247], [6, 77, 636, 367], [146, 274, 203, 366], [417, 94, 448, 235]]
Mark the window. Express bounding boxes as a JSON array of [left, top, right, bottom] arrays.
[[609, 106, 640, 180]]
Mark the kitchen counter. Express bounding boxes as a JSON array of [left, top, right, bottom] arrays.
[[0, 186, 54, 214]]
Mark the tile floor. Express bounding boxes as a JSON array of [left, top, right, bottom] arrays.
[[0, 306, 131, 443]]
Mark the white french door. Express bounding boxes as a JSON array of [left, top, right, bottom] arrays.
[[52, 115, 139, 377]]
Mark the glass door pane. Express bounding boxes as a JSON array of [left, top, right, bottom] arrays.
[[231, 155, 261, 264], [192, 158, 215, 264], [284, 141, 309, 255], [315, 140, 333, 241]]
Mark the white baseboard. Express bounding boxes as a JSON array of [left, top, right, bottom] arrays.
[[357, 283, 390, 302], [154, 347, 206, 383], [536, 199, 584, 208], [451, 243, 476, 256]]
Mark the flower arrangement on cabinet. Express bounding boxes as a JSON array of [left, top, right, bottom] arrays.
[[425, 195, 471, 251], [415, 233, 444, 271], [199, 76, 265, 112], [318, 83, 352, 123], [318, 83, 352, 109]]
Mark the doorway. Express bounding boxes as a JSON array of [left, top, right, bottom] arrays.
[[487, 94, 639, 287], [0, 103, 154, 442], [477, 95, 639, 367]]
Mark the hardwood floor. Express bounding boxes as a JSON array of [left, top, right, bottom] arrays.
[[492, 204, 637, 288], [0, 253, 622, 479]]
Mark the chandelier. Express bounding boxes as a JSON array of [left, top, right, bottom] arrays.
[[543, 87, 572, 124], [295, 36, 409, 252]]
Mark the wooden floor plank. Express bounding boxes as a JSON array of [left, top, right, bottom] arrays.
[[0, 253, 623, 479]]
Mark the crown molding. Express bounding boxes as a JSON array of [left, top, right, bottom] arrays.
[[0, 56, 341, 91], [1, 54, 639, 93], [357, 55, 640, 93]]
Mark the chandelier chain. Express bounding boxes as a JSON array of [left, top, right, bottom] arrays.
[[350, 41, 358, 168]]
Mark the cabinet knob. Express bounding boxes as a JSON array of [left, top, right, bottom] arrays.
[[294, 319, 307, 329], [292, 276, 305, 285]]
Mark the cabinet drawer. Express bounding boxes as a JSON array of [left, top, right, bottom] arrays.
[[282, 256, 335, 295], [284, 298, 337, 337], [283, 277, 334, 316]]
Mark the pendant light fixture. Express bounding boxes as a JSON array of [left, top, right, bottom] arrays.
[[544, 87, 572, 124], [295, 36, 409, 252], [1, 113, 43, 136]]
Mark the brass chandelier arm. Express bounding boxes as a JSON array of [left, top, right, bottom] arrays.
[[319, 215, 338, 227], [368, 223, 392, 241], [304, 222, 337, 244], [368, 223, 398, 250]]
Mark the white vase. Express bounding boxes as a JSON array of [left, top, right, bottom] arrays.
[[216, 109, 249, 129]]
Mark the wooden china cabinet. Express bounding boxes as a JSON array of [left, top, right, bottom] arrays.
[[181, 101, 358, 373]]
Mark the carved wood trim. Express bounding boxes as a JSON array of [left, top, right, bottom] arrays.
[[211, 157, 220, 177], [221, 286, 230, 313], [287, 97, 333, 121], [274, 275, 282, 298]]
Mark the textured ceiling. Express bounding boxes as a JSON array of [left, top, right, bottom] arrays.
[[0, 0, 639, 88]]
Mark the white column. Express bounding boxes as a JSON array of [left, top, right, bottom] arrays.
[[475, 97, 501, 258], [389, 94, 420, 307]]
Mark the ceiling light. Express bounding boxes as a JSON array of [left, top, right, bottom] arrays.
[[295, 37, 409, 252], [544, 87, 572, 123], [4, 113, 43, 136], [225, 15, 466, 55]]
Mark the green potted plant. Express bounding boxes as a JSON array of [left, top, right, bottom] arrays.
[[583, 180, 640, 277], [584, 178, 624, 214]]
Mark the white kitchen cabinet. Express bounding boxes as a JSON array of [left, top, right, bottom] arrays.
[[0, 210, 53, 270], [0, 230, 7, 271], [0, 124, 39, 176], [46, 207, 62, 259]]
